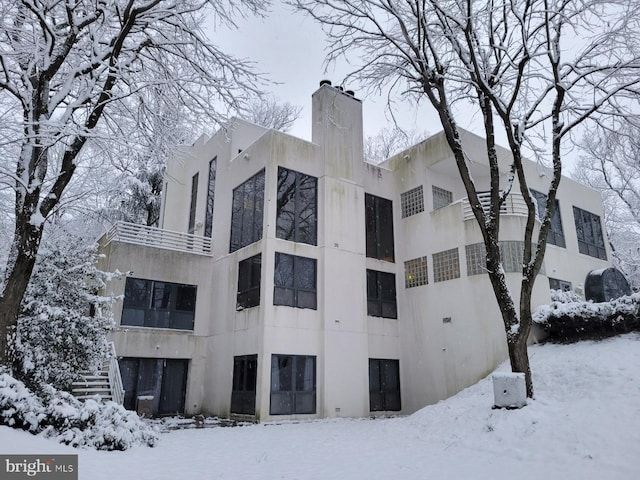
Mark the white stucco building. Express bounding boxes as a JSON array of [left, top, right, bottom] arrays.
[[99, 82, 611, 420]]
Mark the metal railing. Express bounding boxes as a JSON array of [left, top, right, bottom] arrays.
[[107, 342, 125, 405], [461, 191, 529, 221], [104, 221, 212, 256]]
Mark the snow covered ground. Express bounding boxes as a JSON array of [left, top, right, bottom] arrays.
[[2, 334, 639, 479]]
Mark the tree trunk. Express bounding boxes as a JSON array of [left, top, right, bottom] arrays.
[[507, 330, 533, 397], [0, 221, 43, 366]]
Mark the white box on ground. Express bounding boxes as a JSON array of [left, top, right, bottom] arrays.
[[492, 372, 527, 408]]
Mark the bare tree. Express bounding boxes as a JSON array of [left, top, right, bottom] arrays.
[[294, 0, 640, 396], [365, 126, 426, 163], [575, 121, 640, 287], [0, 0, 268, 366], [247, 95, 302, 132]]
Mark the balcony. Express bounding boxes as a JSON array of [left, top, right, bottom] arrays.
[[461, 192, 529, 221], [104, 221, 213, 256]]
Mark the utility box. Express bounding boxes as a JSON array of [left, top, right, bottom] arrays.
[[136, 395, 154, 417], [492, 372, 527, 409]]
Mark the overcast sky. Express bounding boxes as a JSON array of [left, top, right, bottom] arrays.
[[210, 6, 476, 144]]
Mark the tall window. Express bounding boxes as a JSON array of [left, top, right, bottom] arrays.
[[274, 253, 317, 309], [122, 278, 197, 330], [237, 254, 261, 310], [573, 207, 607, 260], [400, 185, 424, 218], [433, 248, 460, 282], [231, 355, 258, 415], [367, 270, 397, 319], [365, 193, 395, 262], [188, 173, 198, 234], [270, 355, 316, 415], [369, 359, 401, 412], [432, 185, 453, 210], [531, 190, 565, 247], [230, 170, 265, 252], [276, 167, 317, 245], [204, 157, 217, 238]]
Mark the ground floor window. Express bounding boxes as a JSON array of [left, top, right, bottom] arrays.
[[270, 354, 316, 415], [119, 358, 188, 416], [369, 358, 401, 412], [231, 355, 258, 415]]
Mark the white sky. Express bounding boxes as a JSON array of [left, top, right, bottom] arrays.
[[210, 7, 489, 144]]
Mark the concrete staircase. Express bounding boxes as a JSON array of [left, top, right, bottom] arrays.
[[70, 342, 125, 404]]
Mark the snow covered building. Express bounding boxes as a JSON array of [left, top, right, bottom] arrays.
[[98, 81, 612, 419]]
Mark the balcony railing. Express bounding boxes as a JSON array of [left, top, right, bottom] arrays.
[[461, 192, 529, 221], [104, 221, 213, 256]]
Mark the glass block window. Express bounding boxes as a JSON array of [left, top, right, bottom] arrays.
[[433, 248, 460, 282], [465, 243, 487, 276], [531, 190, 565, 248], [432, 186, 453, 210], [466, 241, 544, 276], [404, 257, 428, 288], [400, 186, 424, 218], [573, 207, 607, 260], [276, 167, 317, 245]]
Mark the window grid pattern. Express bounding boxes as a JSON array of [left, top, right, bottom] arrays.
[[404, 257, 428, 288], [466, 241, 545, 276], [230, 169, 265, 253], [432, 186, 453, 210], [465, 243, 486, 276], [573, 206, 607, 260], [531, 189, 565, 248], [274, 253, 317, 310], [276, 167, 318, 245], [400, 186, 424, 218], [433, 248, 460, 282]]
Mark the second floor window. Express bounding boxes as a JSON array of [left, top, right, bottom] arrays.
[[367, 270, 397, 319], [230, 169, 265, 252], [274, 253, 317, 310], [365, 193, 395, 262], [276, 167, 317, 245], [573, 206, 607, 260], [237, 254, 261, 309], [188, 173, 198, 234], [204, 157, 217, 238], [531, 190, 565, 248]]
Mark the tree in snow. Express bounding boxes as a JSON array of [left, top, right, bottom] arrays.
[[247, 95, 303, 132], [365, 126, 426, 164], [574, 121, 640, 288], [0, 0, 268, 365], [294, 0, 640, 396], [14, 231, 115, 391]]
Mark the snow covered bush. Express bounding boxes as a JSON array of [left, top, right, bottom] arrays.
[[533, 293, 640, 342], [0, 371, 157, 450], [14, 236, 116, 391], [550, 288, 582, 303]]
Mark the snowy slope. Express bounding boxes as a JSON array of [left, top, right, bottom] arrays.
[[2, 334, 639, 480]]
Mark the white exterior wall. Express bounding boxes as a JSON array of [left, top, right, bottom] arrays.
[[101, 83, 613, 420]]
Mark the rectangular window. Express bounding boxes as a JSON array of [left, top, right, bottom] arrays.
[[465, 243, 486, 276], [400, 185, 424, 218], [188, 173, 199, 234], [404, 256, 428, 288], [573, 207, 607, 260], [118, 358, 188, 415], [531, 190, 566, 247], [237, 254, 261, 310], [433, 248, 460, 282], [365, 193, 395, 262], [231, 355, 258, 415], [466, 241, 531, 276], [230, 169, 265, 252], [367, 270, 397, 318], [204, 157, 217, 237], [122, 278, 197, 330], [274, 253, 317, 309], [432, 186, 453, 210], [369, 359, 401, 412], [549, 278, 572, 291], [276, 167, 317, 245], [270, 355, 316, 415]]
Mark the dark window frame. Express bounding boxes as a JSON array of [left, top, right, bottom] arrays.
[[231, 354, 258, 415], [204, 157, 217, 238], [230, 169, 265, 253], [365, 193, 395, 262], [188, 173, 199, 234], [531, 189, 566, 248], [270, 354, 316, 415], [122, 278, 197, 330], [274, 253, 317, 310], [276, 167, 318, 245], [573, 206, 607, 260], [369, 358, 401, 412], [237, 254, 261, 310], [367, 269, 398, 319]]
